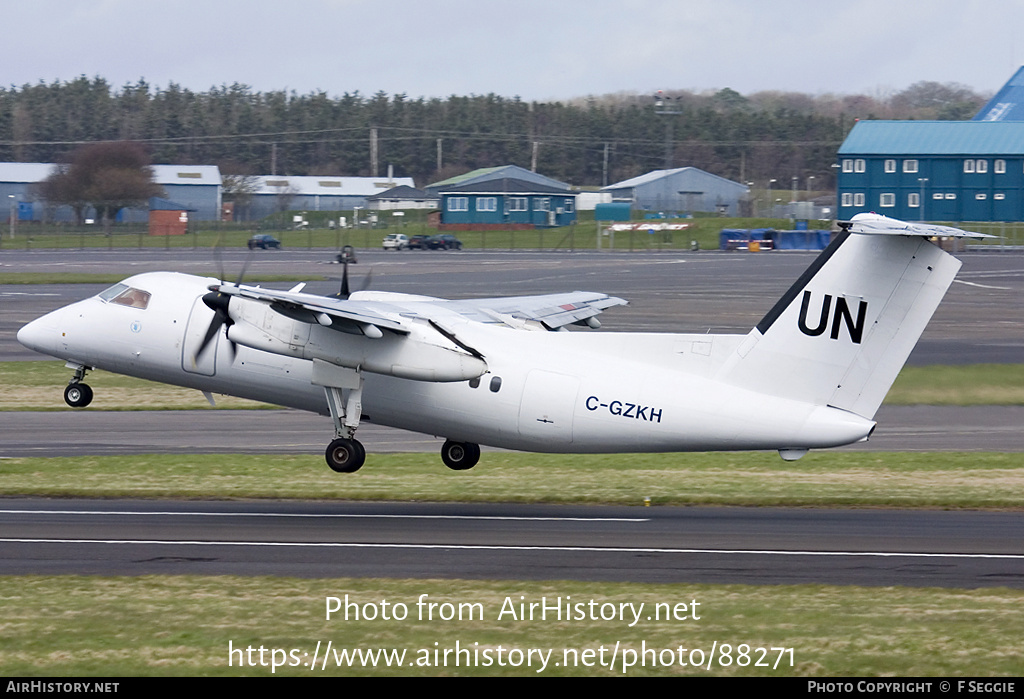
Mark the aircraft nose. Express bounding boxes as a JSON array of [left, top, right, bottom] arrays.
[[17, 311, 60, 355]]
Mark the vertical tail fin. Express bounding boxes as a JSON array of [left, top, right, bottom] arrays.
[[719, 214, 978, 419]]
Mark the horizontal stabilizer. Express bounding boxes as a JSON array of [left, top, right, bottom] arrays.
[[843, 213, 995, 239]]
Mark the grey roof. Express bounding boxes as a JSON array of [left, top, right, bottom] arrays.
[[0, 162, 60, 182], [439, 178, 573, 195], [603, 167, 748, 191], [427, 165, 568, 191], [252, 175, 414, 196], [974, 66, 1024, 121], [0, 162, 222, 185], [366, 185, 433, 200], [839, 120, 1024, 155]]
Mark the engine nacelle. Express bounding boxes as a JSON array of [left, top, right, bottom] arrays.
[[226, 302, 487, 382]]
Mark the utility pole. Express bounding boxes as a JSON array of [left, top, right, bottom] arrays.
[[370, 128, 379, 177], [436, 138, 443, 172], [270, 143, 277, 176], [531, 141, 539, 172], [602, 143, 610, 187]]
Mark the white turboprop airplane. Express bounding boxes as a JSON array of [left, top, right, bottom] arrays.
[[17, 213, 983, 472]]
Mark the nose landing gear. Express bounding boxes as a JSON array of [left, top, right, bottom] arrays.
[[64, 364, 93, 408]]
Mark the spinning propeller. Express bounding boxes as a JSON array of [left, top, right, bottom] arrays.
[[194, 247, 251, 361]]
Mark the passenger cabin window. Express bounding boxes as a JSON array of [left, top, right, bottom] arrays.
[[99, 283, 151, 310], [489, 376, 502, 393]]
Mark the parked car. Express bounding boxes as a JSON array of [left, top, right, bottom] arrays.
[[247, 234, 282, 250], [382, 233, 409, 251], [407, 234, 432, 250], [426, 234, 463, 250]]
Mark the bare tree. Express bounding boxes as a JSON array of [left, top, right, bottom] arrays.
[[38, 142, 162, 227]]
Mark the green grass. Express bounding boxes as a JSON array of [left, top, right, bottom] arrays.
[[0, 216, 798, 253], [887, 364, 1024, 405], [1, 451, 1021, 508], [1, 576, 1021, 676], [4, 214, 1023, 254]]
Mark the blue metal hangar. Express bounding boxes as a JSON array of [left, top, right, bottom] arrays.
[[602, 167, 749, 216], [836, 120, 1024, 222]]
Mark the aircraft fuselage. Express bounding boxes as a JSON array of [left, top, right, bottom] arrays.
[[18, 271, 874, 455]]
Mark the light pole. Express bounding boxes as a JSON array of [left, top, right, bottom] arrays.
[[653, 91, 682, 169], [791, 176, 798, 203], [767, 179, 776, 217], [917, 178, 928, 222], [807, 175, 815, 200], [8, 195, 15, 240]]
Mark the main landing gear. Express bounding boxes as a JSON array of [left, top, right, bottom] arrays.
[[322, 373, 367, 473], [63, 364, 93, 408], [316, 363, 481, 473], [441, 440, 481, 470]]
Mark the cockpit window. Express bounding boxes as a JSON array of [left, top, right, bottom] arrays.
[[99, 283, 151, 310]]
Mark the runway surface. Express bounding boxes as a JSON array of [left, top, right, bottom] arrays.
[[3, 404, 1024, 457], [2, 498, 1022, 587]]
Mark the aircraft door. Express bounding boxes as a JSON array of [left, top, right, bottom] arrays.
[[517, 370, 579, 443], [182, 296, 217, 376]]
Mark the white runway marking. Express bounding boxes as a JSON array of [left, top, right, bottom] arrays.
[[2, 538, 1022, 559], [953, 279, 1012, 290]]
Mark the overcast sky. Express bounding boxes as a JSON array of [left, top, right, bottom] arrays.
[[5, 0, 1020, 101]]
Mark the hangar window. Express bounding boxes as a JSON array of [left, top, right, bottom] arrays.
[[933, 193, 944, 200], [489, 376, 502, 393], [533, 198, 550, 212], [879, 193, 895, 207], [945, 193, 957, 200], [842, 159, 853, 173], [447, 197, 468, 212], [476, 197, 497, 212], [564, 199, 575, 213], [841, 193, 852, 207], [976, 160, 988, 173], [908, 193, 920, 208], [903, 160, 919, 173], [854, 159, 866, 173], [853, 193, 865, 207], [976, 193, 988, 200], [995, 193, 1006, 200], [964, 159, 975, 173], [509, 197, 528, 211], [995, 159, 1006, 173], [884, 159, 896, 173]]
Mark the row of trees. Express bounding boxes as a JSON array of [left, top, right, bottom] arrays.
[[1, 77, 990, 191]]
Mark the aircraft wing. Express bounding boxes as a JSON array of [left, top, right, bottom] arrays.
[[222, 284, 411, 334], [217, 284, 625, 333], [443, 292, 628, 329]]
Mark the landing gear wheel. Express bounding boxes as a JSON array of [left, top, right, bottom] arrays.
[[64, 383, 93, 408], [441, 440, 480, 470], [325, 437, 365, 473]]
